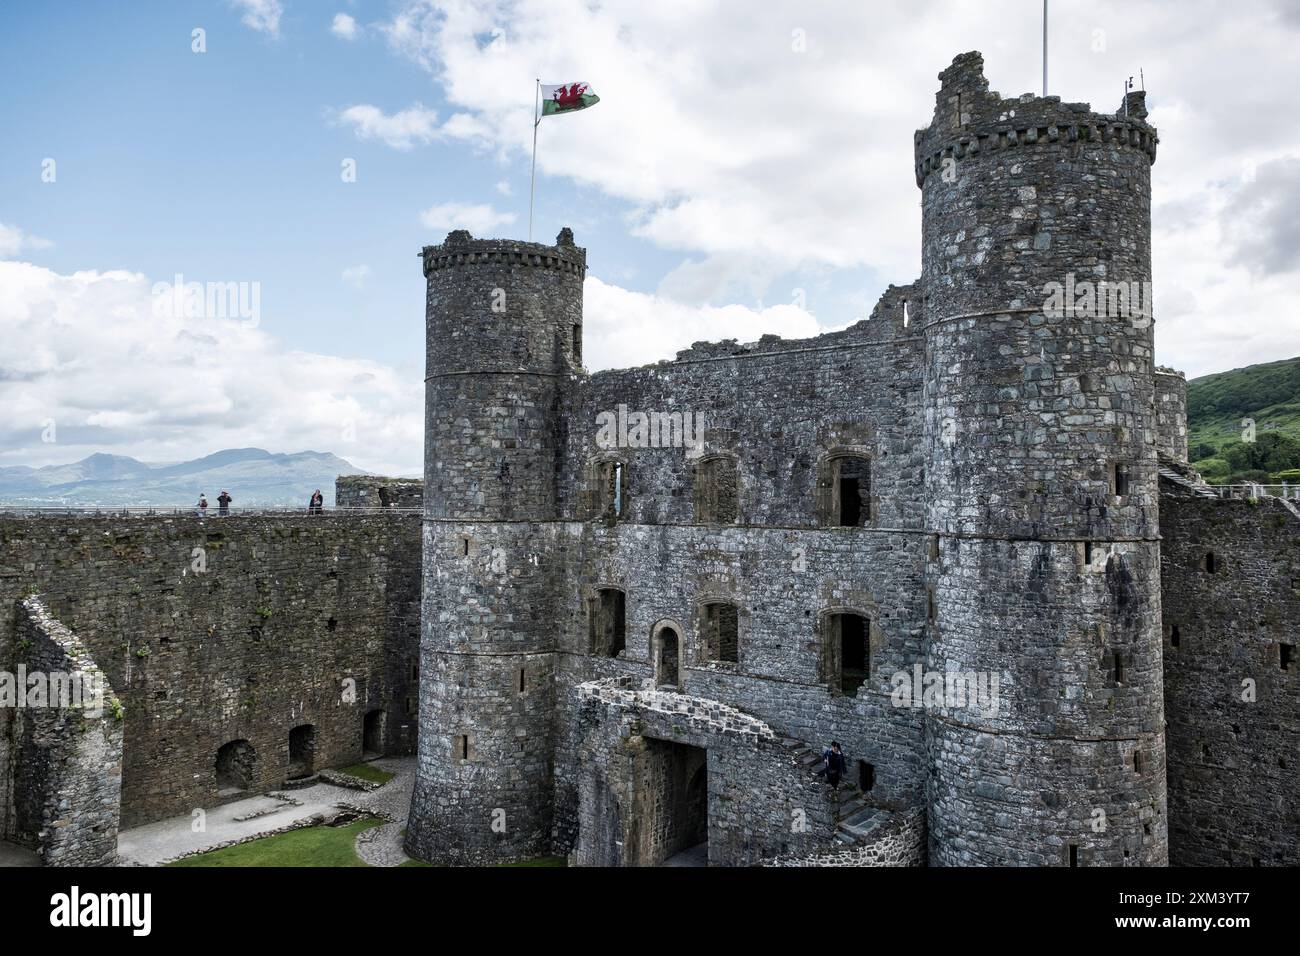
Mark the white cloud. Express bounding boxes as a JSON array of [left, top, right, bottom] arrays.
[[331, 13, 359, 40], [0, 260, 421, 475], [582, 276, 829, 372], [341, 265, 372, 288], [420, 201, 516, 235], [334, 103, 441, 150], [231, 0, 283, 38], [0, 256, 818, 472], [374, 0, 1300, 377], [495, 179, 513, 196], [0, 222, 53, 258]]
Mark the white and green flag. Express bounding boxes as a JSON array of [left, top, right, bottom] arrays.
[[540, 82, 600, 117]]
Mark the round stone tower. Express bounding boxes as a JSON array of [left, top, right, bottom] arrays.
[[405, 228, 585, 864], [916, 53, 1168, 865]]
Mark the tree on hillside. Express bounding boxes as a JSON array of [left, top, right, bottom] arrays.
[[1220, 432, 1300, 474]]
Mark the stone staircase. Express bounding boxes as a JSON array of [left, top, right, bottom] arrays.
[[1157, 466, 1219, 500], [1157, 454, 1219, 500], [784, 739, 882, 846]]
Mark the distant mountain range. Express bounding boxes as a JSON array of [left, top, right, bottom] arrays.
[[0, 448, 377, 508]]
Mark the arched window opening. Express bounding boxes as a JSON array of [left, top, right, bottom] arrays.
[[655, 625, 681, 689]]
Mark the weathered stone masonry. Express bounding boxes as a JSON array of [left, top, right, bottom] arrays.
[[3, 50, 1294, 868], [404, 51, 1298, 867], [1159, 494, 1300, 866], [0, 513, 420, 839], [0, 598, 123, 866], [917, 53, 1166, 866]]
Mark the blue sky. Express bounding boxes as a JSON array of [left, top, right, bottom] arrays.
[[0, 0, 824, 377], [3, 1, 1299, 475], [0, 0, 674, 375]]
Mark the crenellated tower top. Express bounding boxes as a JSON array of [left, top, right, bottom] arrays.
[[913, 51, 1158, 187], [421, 228, 586, 278]]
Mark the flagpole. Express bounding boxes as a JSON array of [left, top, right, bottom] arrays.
[[529, 78, 539, 242], [1042, 0, 1048, 96]]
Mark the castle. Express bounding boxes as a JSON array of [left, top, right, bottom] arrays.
[[1, 53, 1296, 868]]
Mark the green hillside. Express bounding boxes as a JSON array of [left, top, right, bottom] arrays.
[[1186, 355, 1300, 483]]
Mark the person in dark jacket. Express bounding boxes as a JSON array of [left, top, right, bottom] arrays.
[[308, 489, 324, 514], [217, 490, 232, 516], [822, 741, 847, 790]]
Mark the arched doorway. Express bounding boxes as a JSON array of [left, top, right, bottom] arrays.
[[215, 739, 256, 795]]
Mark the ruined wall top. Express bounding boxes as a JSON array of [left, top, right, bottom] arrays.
[[914, 51, 1158, 186], [596, 281, 922, 375]]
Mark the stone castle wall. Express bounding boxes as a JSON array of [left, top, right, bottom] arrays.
[[1159, 495, 1300, 865], [917, 52, 1167, 866], [406, 230, 587, 864], [762, 807, 927, 867], [543, 297, 932, 857], [1154, 369, 1189, 463], [1, 597, 123, 866], [0, 512, 420, 828], [571, 678, 842, 866], [335, 476, 423, 509]]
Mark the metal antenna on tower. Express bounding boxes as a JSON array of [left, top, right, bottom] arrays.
[[1042, 0, 1049, 96]]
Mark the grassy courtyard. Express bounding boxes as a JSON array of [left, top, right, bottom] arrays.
[[337, 762, 397, 785], [168, 817, 384, 867], [168, 816, 569, 868]]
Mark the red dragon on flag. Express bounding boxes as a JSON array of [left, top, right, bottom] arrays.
[[541, 82, 600, 117]]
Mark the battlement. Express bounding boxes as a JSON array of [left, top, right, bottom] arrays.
[[421, 227, 587, 277], [914, 51, 1158, 186]]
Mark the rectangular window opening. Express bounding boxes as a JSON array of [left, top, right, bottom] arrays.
[[832, 457, 871, 527], [1111, 462, 1131, 497], [701, 603, 740, 664], [833, 614, 869, 696], [590, 589, 627, 657]]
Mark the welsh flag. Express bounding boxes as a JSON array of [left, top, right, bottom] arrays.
[[541, 82, 600, 117]]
